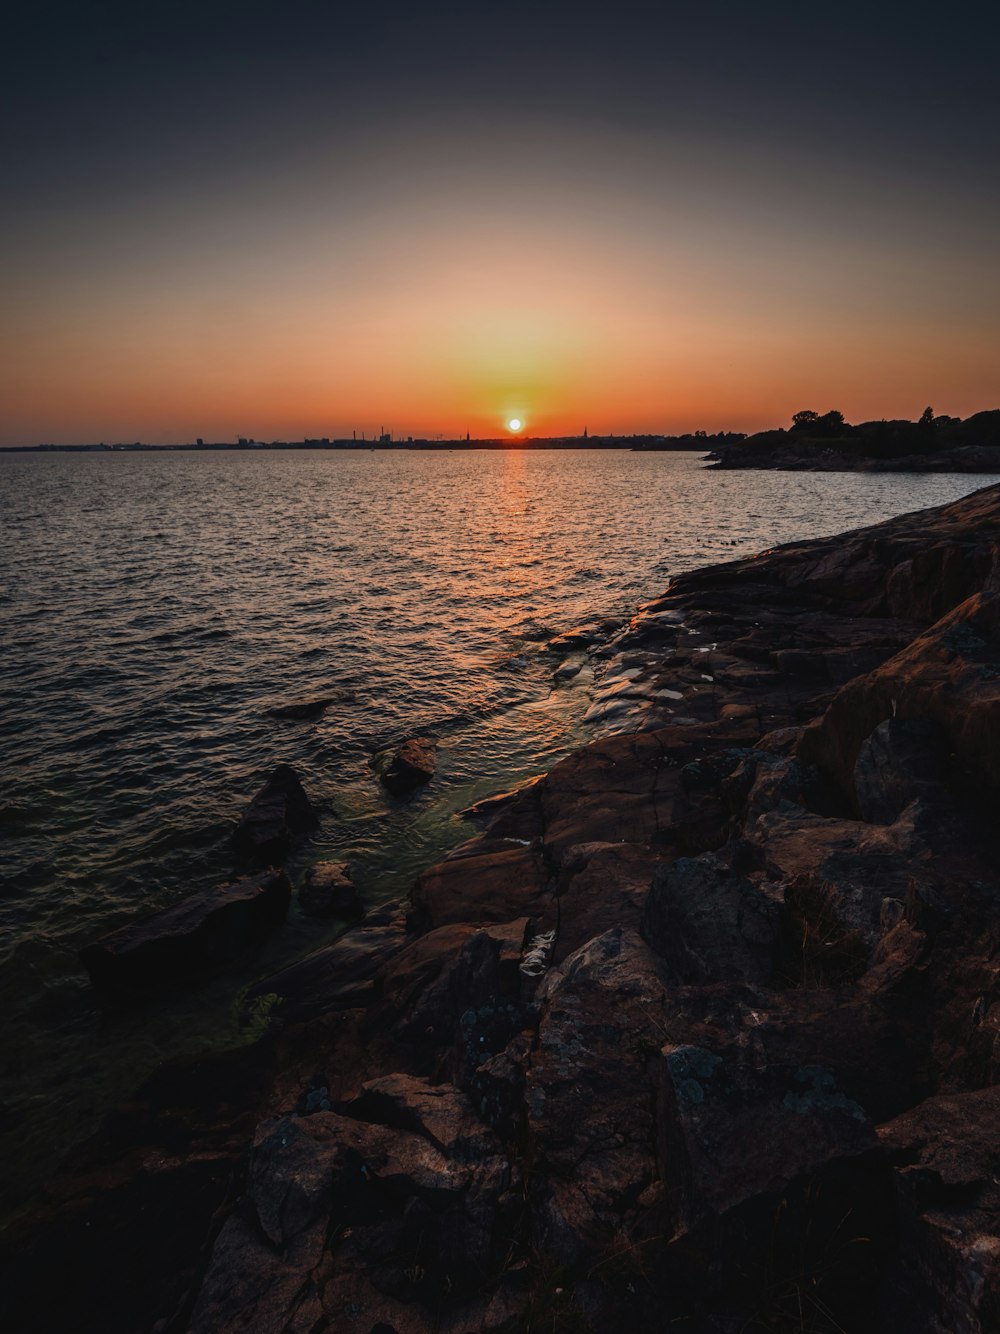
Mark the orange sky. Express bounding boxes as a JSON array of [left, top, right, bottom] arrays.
[[3, 115, 998, 444]]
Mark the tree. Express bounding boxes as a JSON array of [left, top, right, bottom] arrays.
[[919, 406, 934, 426], [791, 410, 819, 430]]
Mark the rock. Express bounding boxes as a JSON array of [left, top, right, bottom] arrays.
[[267, 695, 340, 720], [234, 763, 318, 865], [800, 590, 1000, 809], [191, 1102, 512, 1332], [553, 657, 583, 682], [656, 1043, 877, 1229], [246, 898, 408, 1022], [641, 853, 781, 985], [411, 841, 548, 928], [371, 918, 531, 1080], [456, 774, 544, 825], [853, 717, 948, 824], [526, 929, 667, 1266], [878, 1086, 1000, 1332], [298, 860, 361, 918], [343, 1074, 501, 1161], [381, 737, 437, 795], [546, 620, 619, 652], [80, 869, 291, 996]]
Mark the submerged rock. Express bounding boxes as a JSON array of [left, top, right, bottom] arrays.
[[267, 695, 342, 721], [79, 869, 291, 996], [380, 736, 437, 795], [298, 860, 361, 918]]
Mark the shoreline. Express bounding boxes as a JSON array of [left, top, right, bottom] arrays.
[[5, 483, 1000, 1331]]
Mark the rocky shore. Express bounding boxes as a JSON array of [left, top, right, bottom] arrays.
[[5, 484, 1000, 1332]]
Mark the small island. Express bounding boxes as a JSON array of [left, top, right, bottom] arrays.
[[707, 407, 1000, 472]]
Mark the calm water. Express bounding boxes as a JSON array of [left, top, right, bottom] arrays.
[[1, 449, 997, 1212]]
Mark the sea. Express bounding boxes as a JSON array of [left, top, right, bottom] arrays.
[[2, 447, 997, 1215]]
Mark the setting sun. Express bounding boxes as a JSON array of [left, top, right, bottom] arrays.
[[507, 418, 523, 433]]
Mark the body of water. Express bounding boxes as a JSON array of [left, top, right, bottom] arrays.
[[2, 448, 997, 1213]]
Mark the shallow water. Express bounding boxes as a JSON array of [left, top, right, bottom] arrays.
[[1, 448, 997, 1211]]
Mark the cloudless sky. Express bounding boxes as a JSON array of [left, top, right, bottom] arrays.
[[2, 0, 998, 442]]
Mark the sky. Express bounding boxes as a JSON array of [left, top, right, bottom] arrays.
[[1, 0, 998, 443]]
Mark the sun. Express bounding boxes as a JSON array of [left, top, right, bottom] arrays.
[[507, 417, 523, 433]]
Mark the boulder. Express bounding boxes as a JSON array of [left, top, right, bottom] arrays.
[[234, 763, 318, 865], [878, 1086, 1000, 1332], [656, 1043, 877, 1230], [381, 736, 438, 795], [800, 591, 1000, 810], [80, 869, 291, 996], [298, 860, 361, 918], [641, 853, 781, 985]]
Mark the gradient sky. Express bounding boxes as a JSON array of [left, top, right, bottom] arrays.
[[2, 0, 998, 443]]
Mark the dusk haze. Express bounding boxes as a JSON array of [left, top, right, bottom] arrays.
[[4, 4, 1000, 1333], [3, 1, 999, 444]]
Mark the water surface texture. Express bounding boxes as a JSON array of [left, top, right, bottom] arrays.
[[2, 449, 997, 1209]]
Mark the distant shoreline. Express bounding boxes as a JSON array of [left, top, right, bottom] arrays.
[[0, 437, 723, 454]]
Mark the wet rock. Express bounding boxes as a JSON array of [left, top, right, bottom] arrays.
[[267, 695, 340, 720], [381, 736, 438, 795], [641, 853, 781, 985], [247, 898, 408, 1022], [80, 869, 291, 996], [411, 841, 548, 928], [298, 859, 361, 918], [234, 763, 318, 865], [546, 619, 619, 652]]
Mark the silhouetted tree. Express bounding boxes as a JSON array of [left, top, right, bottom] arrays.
[[919, 406, 934, 426], [791, 410, 819, 430]]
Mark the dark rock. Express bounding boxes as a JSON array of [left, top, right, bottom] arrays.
[[80, 869, 291, 996], [233, 763, 318, 865], [411, 841, 548, 928], [553, 657, 583, 682], [526, 929, 666, 1266], [371, 918, 531, 1081], [247, 898, 408, 1022], [546, 619, 620, 652], [800, 590, 1000, 809], [641, 853, 781, 985], [267, 695, 341, 720], [656, 1043, 877, 1230], [853, 717, 949, 824], [381, 736, 438, 795], [878, 1086, 1000, 1332], [298, 859, 361, 918]]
